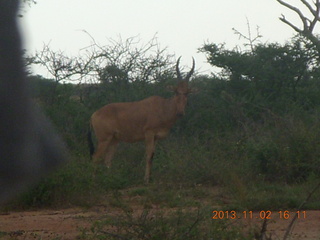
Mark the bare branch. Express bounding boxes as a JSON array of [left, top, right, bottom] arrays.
[[301, 0, 316, 15], [277, 0, 309, 31], [277, 0, 320, 53], [309, 0, 320, 31], [32, 43, 95, 83], [232, 18, 263, 52], [85, 34, 174, 83], [279, 14, 303, 33]]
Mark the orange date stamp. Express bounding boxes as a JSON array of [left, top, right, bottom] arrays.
[[212, 210, 307, 220]]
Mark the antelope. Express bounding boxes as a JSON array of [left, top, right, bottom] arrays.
[[0, 0, 67, 203], [87, 57, 195, 183]]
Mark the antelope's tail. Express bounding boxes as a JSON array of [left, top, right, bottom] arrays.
[[87, 121, 95, 159]]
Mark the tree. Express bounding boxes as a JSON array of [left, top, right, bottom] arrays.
[[33, 43, 93, 84], [82, 35, 175, 104], [277, 0, 320, 53], [86, 35, 174, 84], [31, 43, 94, 103], [200, 39, 312, 102], [30, 35, 175, 105], [32, 35, 174, 85]]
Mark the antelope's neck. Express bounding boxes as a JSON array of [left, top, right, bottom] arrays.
[[164, 96, 179, 121]]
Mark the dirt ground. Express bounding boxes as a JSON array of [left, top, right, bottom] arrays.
[[0, 207, 99, 240], [237, 210, 320, 239], [0, 207, 319, 240]]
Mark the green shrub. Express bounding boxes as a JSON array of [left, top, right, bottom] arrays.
[[79, 205, 250, 240]]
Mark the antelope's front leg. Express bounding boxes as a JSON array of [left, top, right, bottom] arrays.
[[144, 132, 156, 184]]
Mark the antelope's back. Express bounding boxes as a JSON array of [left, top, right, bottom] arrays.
[[91, 96, 170, 142]]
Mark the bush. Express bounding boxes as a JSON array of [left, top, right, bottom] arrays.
[[79, 204, 250, 240], [246, 114, 320, 183], [10, 159, 130, 208]]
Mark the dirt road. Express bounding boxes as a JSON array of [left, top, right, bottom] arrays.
[[0, 207, 319, 239]]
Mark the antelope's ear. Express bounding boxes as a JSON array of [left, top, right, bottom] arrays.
[[187, 87, 199, 94], [166, 85, 177, 92]]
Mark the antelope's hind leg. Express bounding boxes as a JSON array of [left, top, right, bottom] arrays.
[[92, 135, 113, 165], [104, 138, 118, 168]]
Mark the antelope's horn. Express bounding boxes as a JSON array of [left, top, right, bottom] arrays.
[[176, 56, 183, 81], [185, 57, 195, 81]]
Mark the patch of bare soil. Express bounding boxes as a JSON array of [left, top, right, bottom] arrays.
[[0, 207, 106, 240], [0, 208, 319, 239], [239, 210, 320, 239]]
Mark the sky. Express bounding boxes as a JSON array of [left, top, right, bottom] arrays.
[[19, 0, 308, 77]]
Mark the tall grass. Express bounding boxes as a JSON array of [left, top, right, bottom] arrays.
[[8, 122, 320, 211]]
